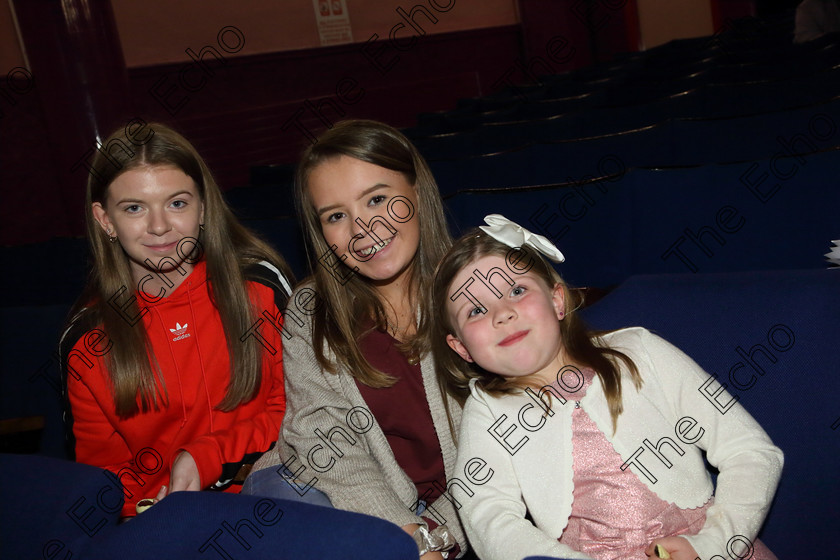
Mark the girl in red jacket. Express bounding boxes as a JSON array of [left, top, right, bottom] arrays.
[[61, 121, 294, 517]]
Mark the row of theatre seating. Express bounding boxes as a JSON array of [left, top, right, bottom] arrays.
[[226, 25, 839, 289], [420, 22, 840, 282], [235, 144, 837, 290], [411, 48, 840, 134]]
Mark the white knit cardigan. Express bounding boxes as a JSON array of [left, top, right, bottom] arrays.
[[451, 327, 783, 560]]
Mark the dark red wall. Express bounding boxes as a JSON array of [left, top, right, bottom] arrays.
[[128, 25, 525, 189], [4, 25, 537, 245]]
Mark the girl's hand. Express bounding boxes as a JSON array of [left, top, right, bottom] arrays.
[[169, 451, 201, 493], [401, 524, 446, 560], [645, 537, 699, 560], [139, 451, 199, 511]]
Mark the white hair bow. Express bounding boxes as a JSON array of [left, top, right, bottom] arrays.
[[479, 214, 565, 263]]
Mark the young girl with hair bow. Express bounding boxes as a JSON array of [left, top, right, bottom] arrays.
[[431, 215, 782, 560]]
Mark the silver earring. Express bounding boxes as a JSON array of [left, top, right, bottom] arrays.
[[106, 228, 117, 243]]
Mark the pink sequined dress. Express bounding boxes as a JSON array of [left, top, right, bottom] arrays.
[[556, 368, 777, 560]]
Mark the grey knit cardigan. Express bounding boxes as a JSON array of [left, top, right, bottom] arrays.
[[251, 284, 467, 550]]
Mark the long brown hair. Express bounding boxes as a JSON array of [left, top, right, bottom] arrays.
[[295, 120, 452, 387], [431, 230, 641, 431], [69, 122, 295, 417]]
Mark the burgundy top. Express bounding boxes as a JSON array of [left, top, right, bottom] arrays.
[[356, 324, 447, 509]]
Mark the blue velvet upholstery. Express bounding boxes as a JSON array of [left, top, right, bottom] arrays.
[[0, 453, 121, 560], [1, 305, 72, 458], [442, 150, 838, 288], [0, 453, 417, 560], [86, 491, 416, 560]]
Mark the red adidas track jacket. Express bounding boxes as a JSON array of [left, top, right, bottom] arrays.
[[65, 261, 287, 516]]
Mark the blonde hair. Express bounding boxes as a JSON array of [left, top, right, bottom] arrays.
[[431, 230, 641, 431], [295, 120, 452, 387], [69, 122, 295, 417]]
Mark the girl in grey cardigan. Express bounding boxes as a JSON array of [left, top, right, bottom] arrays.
[[248, 120, 467, 559]]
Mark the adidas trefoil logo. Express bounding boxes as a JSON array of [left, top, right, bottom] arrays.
[[170, 322, 191, 341]]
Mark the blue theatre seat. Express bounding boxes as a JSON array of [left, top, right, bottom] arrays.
[[0, 453, 417, 560], [441, 149, 838, 288], [1, 304, 73, 459]]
